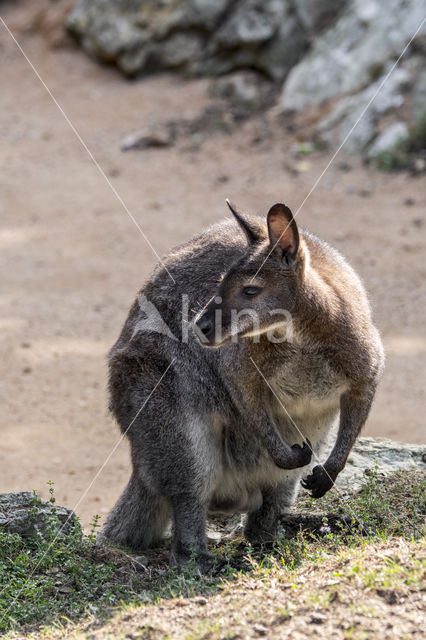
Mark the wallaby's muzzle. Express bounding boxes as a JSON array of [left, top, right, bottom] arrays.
[[193, 299, 228, 347], [194, 313, 214, 343]]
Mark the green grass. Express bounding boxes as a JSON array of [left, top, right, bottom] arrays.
[[0, 500, 138, 633], [0, 469, 425, 635]]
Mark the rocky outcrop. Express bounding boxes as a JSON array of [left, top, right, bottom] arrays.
[[67, 0, 426, 163], [314, 67, 411, 154], [66, 0, 309, 80], [366, 122, 410, 159], [0, 491, 79, 537], [280, 0, 425, 112]]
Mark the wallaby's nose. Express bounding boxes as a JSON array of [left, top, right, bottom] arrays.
[[195, 315, 213, 339]]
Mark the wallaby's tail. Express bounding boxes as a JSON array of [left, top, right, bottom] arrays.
[[98, 473, 170, 550]]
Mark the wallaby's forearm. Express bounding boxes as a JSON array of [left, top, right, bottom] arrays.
[[302, 387, 375, 498], [328, 388, 375, 471], [261, 415, 312, 470]]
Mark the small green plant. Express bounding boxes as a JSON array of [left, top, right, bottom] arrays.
[[306, 467, 426, 540], [409, 111, 426, 151], [375, 112, 426, 172], [293, 141, 316, 155], [375, 145, 410, 171]]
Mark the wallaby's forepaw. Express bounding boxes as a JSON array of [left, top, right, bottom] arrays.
[[301, 464, 335, 498], [288, 439, 312, 469]]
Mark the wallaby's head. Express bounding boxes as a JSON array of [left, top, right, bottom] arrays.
[[194, 201, 307, 348]]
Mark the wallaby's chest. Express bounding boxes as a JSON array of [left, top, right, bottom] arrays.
[[264, 347, 346, 452], [208, 345, 347, 514], [270, 344, 348, 412]]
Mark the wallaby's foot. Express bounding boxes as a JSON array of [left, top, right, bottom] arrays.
[[170, 494, 212, 573], [99, 474, 170, 550], [244, 520, 278, 546], [244, 502, 280, 546], [286, 440, 312, 469], [170, 549, 216, 575], [301, 464, 335, 498]]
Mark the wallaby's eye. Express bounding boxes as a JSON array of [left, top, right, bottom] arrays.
[[242, 286, 262, 297]]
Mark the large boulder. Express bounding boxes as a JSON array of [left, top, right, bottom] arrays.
[[66, 0, 308, 80], [337, 437, 425, 490], [0, 491, 79, 538], [366, 122, 410, 159], [280, 0, 426, 112], [315, 67, 411, 153], [294, 0, 347, 33]]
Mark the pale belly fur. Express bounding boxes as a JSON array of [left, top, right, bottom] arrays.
[[209, 375, 347, 514]]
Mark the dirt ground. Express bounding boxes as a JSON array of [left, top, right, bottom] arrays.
[[0, 3, 425, 528]]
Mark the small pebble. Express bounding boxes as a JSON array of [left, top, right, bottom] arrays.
[[133, 555, 148, 568], [359, 188, 372, 198], [253, 623, 268, 635], [338, 161, 352, 172], [310, 613, 326, 624]]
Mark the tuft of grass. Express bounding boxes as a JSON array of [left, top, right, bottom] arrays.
[[300, 467, 425, 539]]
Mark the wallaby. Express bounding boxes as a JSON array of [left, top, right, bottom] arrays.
[[99, 201, 384, 572]]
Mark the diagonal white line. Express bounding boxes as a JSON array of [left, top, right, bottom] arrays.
[[0, 358, 175, 627], [251, 15, 426, 281], [0, 16, 176, 284]]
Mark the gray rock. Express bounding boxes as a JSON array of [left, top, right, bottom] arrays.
[[337, 437, 425, 491], [121, 123, 175, 151], [67, 0, 307, 80], [0, 491, 79, 538], [316, 67, 411, 153], [209, 71, 271, 109], [412, 67, 426, 121], [214, 0, 286, 48], [280, 0, 426, 112], [367, 122, 409, 159], [176, 0, 230, 31], [67, 0, 229, 75], [295, 0, 347, 32], [257, 11, 309, 81], [151, 32, 204, 69]]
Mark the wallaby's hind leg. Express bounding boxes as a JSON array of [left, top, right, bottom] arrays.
[[170, 494, 213, 573], [98, 473, 170, 550], [244, 471, 301, 544]]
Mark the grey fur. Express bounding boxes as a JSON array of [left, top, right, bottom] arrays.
[[99, 202, 384, 570]]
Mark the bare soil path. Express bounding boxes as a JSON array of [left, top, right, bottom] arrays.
[[1, 3, 425, 527]]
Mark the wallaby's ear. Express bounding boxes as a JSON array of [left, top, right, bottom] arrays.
[[267, 203, 299, 265], [226, 199, 263, 245]]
